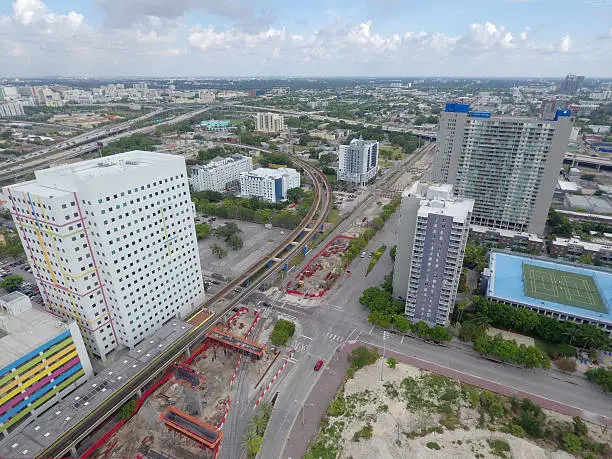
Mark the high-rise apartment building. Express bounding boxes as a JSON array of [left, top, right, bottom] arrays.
[[559, 74, 585, 94], [255, 113, 285, 132], [240, 167, 300, 202], [432, 103, 572, 234], [393, 183, 474, 326], [190, 154, 253, 192], [337, 139, 379, 186], [3, 152, 205, 359]]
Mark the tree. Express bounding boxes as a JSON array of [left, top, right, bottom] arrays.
[[0, 275, 24, 292], [227, 234, 244, 250], [429, 325, 452, 342], [195, 223, 211, 240], [286, 187, 306, 203], [210, 244, 227, 259], [563, 433, 582, 453], [572, 416, 589, 437], [393, 315, 411, 333], [473, 313, 492, 332], [214, 222, 242, 241]]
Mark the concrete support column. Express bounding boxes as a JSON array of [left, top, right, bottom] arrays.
[[185, 347, 191, 359], [136, 388, 142, 398], [70, 446, 78, 457]]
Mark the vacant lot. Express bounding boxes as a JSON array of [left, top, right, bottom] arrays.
[[307, 361, 612, 459], [197, 217, 287, 279]]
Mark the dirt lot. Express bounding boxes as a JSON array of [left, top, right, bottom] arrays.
[[197, 217, 287, 279], [97, 309, 273, 459], [311, 361, 612, 459]]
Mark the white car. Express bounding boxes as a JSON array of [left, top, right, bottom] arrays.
[[360, 251, 366, 258]]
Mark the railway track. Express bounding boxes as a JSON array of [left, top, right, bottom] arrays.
[[37, 149, 332, 458]]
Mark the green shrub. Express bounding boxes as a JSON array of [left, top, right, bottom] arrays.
[[572, 416, 588, 437], [426, 441, 441, 450], [119, 399, 137, 420], [585, 367, 612, 392], [348, 346, 379, 369], [270, 319, 296, 346], [386, 357, 397, 369], [352, 424, 373, 441], [327, 396, 345, 417], [563, 433, 582, 453], [509, 424, 524, 438], [555, 357, 577, 372], [488, 439, 510, 458]]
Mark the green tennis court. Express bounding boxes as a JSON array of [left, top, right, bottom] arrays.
[[522, 263, 606, 313]]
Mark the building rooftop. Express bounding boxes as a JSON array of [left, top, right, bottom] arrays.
[[0, 319, 195, 458], [552, 237, 612, 253], [191, 154, 250, 171], [0, 303, 69, 371], [470, 225, 543, 243], [404, 182, 474, 222], [565, 194, 612, 214], [487, 251, 612, 324], [243, 167, 297, 179], [7, 152, 184, 196]]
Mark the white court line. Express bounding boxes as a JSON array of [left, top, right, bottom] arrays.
[[301, 335, 313, 340], [369, 326, 374, 335]]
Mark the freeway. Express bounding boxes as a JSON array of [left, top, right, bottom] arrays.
[[35, 149, 332, 458], [0, 105, 213, 183]]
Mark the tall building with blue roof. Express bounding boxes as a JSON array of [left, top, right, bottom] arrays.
[[433, 103, 572, 234]]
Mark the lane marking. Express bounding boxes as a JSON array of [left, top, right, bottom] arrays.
[[369, 326, 374, 335], [301, 335, 313, 340]]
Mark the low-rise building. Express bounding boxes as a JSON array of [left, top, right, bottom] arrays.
[[0, 293, 93, 436], [190, 154, 253, 192], [239, 167, 300, 202], [200, 120, 231, 131], [469, 225, 544, 253], [550, 237, 612, 265]]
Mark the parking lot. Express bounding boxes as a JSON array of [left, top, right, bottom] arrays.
[[0, 259, 43, 304], [196, 216, 288, 280]]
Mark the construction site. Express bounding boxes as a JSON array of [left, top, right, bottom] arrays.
[[90, 307, 275, 459], [285, 235, 353, 298]]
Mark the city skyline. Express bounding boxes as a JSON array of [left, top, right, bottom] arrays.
[[2, 0, 612, 78]]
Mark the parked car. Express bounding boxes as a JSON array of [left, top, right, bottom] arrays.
[[314, 360, 324, 371], [360, 252, 366, 258]]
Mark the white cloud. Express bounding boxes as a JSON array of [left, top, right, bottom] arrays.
[[0, 0, 610, 77], [558, 34, 572, 53]]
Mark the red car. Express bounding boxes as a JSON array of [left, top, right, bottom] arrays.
[[314, 360, 324, 371]]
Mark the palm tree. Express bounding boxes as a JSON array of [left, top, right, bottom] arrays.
[[241, 427, 262, 456], [562, 325, 579, 346], [473, 314, 492, 333]]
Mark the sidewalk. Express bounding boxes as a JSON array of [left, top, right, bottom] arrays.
[[282, 340, 612, 459]]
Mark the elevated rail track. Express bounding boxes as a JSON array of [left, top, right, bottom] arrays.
[[35, 147, 331, 458]]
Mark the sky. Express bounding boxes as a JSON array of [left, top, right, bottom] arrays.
[[1, 0, 612, 78]]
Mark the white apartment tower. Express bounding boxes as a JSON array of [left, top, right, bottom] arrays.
[[337, 139, 379, 186], [190, 154, 253, 192], [3, 152, 205, 359], [240, 167, 300, 203], [255, 113, 285, 132], [393, 183, 474, 326], [432, 103, 572, 234]]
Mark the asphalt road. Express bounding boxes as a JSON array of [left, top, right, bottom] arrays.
[[254, 208, 612, 459]]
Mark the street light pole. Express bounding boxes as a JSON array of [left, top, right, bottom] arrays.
[[380, 331, 388, 381]]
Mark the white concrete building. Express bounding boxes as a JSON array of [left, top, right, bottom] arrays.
[[3, 152, 205, 359], [255, 113, 285, 133], [337, 139, 379, 186], [433, 103, 572, 234], [393, 183, 474, 326], [0, 102, 25, 118], [190, 154, 253, 192], [240, 167, 300, 203]]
